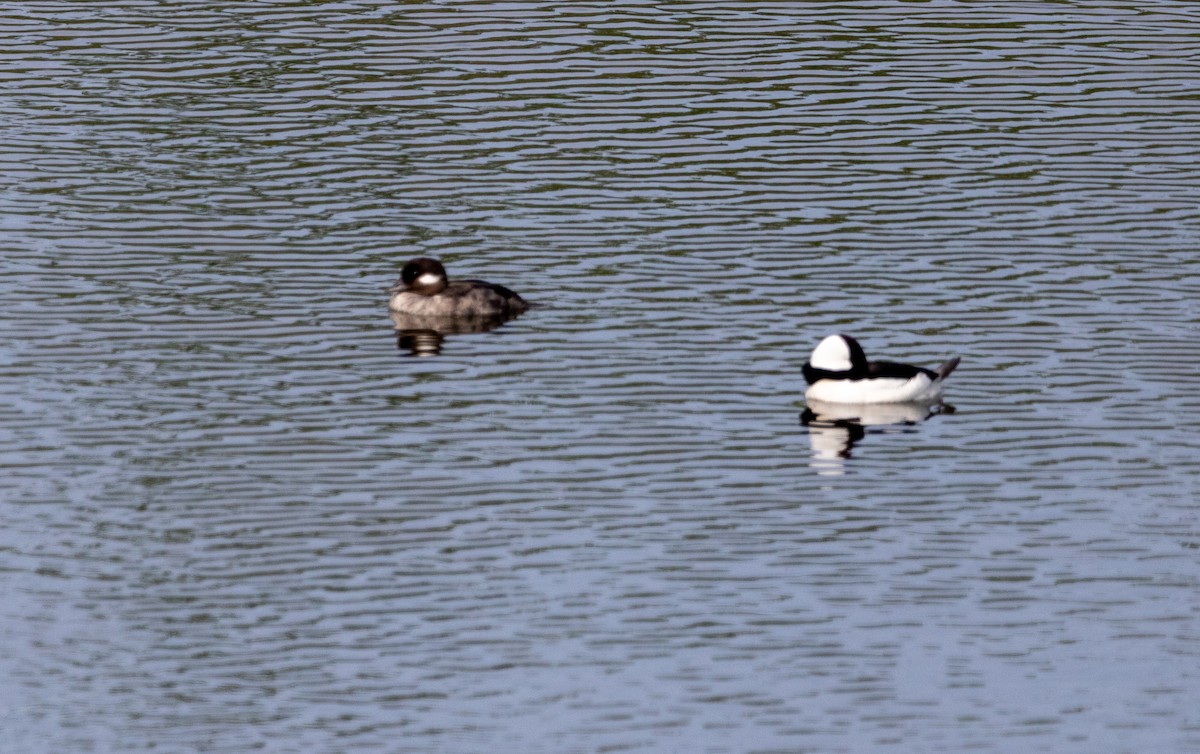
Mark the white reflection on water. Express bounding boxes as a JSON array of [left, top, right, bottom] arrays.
[[800, 398, 955, 475]]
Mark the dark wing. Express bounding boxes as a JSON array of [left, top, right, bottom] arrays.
[[456, 280, 523, 299], [484, 282, 527, 306], [445, 280, 529, 315], [865, 360, 936, 380]]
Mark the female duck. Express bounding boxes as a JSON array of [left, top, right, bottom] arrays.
[[389, 257, 529, 319], [803, 334, 959, 404]]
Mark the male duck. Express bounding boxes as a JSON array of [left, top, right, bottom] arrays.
[[802, 334, 960, 404]]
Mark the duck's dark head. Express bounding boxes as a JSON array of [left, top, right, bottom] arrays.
[[400, 257, 449, 296]]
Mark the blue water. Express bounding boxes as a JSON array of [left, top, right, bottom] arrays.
[[3, 2, 1199, 752]]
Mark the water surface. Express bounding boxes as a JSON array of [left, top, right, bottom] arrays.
[[3, 2, 1200, 752]]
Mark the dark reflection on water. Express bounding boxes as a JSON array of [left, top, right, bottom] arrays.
[[390, 311, 518, 356], [4, 1, 1200, 753], [394, 327, 446, 356]]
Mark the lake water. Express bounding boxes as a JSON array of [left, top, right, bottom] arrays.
[[3, 2, 1199, 752]]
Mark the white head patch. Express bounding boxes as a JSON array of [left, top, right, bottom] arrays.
[[810, 334, 854, 372], [417, 272, 443, 287]]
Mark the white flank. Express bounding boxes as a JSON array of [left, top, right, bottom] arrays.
[[805, 374, 942, 404]]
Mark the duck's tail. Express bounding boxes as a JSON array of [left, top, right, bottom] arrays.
[[935, 357, 961, 381]]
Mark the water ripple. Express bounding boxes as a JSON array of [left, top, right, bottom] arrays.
[[4, 2, 1200, 753]]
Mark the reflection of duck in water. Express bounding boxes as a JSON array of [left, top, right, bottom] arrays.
[[390, 312, 515, 356], [800, 399, 955, 474], [802, 334, 959, 404], [389, 258, 529, 356]]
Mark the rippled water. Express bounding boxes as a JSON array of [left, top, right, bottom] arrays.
[[4, 2, 1200, 752]]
